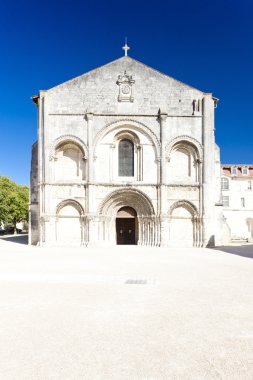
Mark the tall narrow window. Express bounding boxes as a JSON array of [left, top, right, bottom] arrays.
[[221, 177, 229, 190], [231, 167, 237, 176], [242, 167, 248, 176], [222, 196, 229, 207], [241, 197, 245, 208], [118, 139, 134, 176]]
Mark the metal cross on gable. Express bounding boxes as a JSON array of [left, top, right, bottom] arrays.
[[122, 38, 130, 56]]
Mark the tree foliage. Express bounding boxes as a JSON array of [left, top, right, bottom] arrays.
[[0, 176, 29, 226]]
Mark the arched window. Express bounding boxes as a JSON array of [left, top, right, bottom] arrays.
[[118, 139, 134, 176]]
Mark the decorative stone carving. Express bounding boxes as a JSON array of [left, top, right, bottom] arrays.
[[169, 200, 199, 218], [158, 109, 168, 121], [117, 71, 135, 102], [85, 112, 94, 121]]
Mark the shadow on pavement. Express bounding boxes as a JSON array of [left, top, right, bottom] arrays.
[[212, 244, 253, 259], [0, 234, 28, 245]]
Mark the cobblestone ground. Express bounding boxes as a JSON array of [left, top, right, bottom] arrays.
[[0, 236, 252, 380]]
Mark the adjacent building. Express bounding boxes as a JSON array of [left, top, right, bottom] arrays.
[[221, 165, 253, 242]]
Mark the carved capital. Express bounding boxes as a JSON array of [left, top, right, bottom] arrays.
[[85, 112, 94, 121], [158, 109, 168, 121]]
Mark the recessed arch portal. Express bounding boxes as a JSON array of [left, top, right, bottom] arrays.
[[98, 189, 157, 246]]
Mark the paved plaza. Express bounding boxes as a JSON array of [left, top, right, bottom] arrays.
[[0, 236, 252, 380]]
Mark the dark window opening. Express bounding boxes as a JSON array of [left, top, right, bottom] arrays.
[[118, 139, 134, 176]]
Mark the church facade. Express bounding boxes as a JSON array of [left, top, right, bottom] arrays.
[[30, 52, 224, 247]]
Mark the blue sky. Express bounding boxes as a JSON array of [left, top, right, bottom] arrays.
[[0, 0, 252, 185]]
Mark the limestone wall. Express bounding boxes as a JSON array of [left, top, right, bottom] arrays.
[[30, 56, 220, 247]]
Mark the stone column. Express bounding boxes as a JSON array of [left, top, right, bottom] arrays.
[[137, 144, 143, 181], [198, 159, 204, 246], [85, 112, 95, 244], [85, 112, 94, 182], [202, 96, 216, 246], [159, 110, 169, 247], [109, 144, 115, 182], [38, 92, 46, 245]]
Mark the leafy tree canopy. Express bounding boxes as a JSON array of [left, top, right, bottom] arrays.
[[0, 176, 29, 226]]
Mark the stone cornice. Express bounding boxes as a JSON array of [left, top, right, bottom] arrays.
[[48, 113, 202, 118]]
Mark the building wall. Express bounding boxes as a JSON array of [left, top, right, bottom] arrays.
[[30, 56, 220, 247], [221, 165, 253, 241]]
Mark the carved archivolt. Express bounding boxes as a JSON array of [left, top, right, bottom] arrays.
[[114, 130, 140, 145], [93, 119, 160, 160], [166, 135, 203, 161], [98, 188, 155, 217], [169, 200, 198, 218], [56, 199, 84, 216], [50, 135, 88, 159]]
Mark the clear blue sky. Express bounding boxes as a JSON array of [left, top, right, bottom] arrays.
[[0, 0, 252, 185]]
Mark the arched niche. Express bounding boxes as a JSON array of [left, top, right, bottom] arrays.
[[167, 141, 200, 183], [169, 201, 199, 247], [56, 200, 84, 245], [54, 141, 86, 182]]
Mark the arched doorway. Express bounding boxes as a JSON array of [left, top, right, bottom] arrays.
[[116, 207, 137, 245], [98, 189, 155, 245]]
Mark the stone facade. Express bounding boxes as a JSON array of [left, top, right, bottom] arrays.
[[30, 55, 224, 247]]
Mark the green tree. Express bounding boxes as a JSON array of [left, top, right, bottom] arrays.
[[0, 176, 29, 231]]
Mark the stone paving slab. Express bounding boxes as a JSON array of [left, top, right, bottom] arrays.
[[0, 238, 252, 379]]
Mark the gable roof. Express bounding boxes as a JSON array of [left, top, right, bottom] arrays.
[[47, 56, 207, 94]]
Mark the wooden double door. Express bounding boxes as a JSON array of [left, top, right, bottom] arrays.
[[116, 217, 136, 245]]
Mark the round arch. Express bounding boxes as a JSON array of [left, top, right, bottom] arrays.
[[114, 130, 140, 145], [165, 135, 203, 162], [50, 135, 88, 159], [50, 136, 88, 182], [98, 188, 155, 217], [93, 119, 160, 160], [169, 200, 198, 218], [98, 189, 156, 246], [56, 199, 84, 216]]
